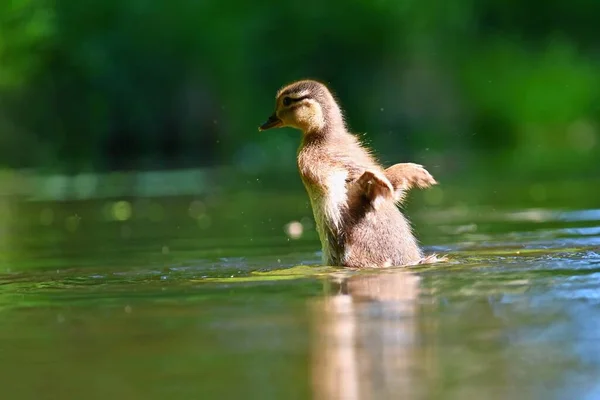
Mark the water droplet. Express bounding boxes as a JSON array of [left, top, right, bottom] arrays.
[[284, 221, 304, 239]]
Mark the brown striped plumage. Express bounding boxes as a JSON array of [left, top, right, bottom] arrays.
[[259, 80, 438, 268]]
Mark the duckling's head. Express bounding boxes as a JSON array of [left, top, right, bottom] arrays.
[[259, 80, 344, 134]]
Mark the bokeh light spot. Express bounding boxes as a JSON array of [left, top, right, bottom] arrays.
[[112, 201, 132, 221], [285, 221, 304, 239]]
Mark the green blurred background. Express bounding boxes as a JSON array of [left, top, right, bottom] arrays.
[[1, 0, 598, 183], [1, 5, 600, 398]]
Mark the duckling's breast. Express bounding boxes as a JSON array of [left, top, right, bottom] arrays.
[[300, 170, 349, 265]]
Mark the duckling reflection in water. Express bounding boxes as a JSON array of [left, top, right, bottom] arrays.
[[259, 80, 441, 268]]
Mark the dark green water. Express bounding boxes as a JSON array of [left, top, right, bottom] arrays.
[[1, 178, 600, 400]]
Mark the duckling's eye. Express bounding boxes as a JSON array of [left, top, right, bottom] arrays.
[[283, 97, 293, 106]]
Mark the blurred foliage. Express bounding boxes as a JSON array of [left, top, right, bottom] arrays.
[[0, 0, 598, 179]]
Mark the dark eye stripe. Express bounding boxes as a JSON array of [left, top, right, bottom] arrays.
[[283, 95, 310, 107], [291, 95, 310, 102]]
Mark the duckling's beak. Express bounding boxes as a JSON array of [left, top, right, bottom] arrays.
[[259, 114, 283, 131]]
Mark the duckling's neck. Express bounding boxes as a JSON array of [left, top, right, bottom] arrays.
[[304, 109, 346, 138]]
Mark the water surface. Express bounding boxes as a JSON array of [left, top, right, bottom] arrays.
[[1, 178, 599, 400]]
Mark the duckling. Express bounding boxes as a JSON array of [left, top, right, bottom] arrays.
[[259, 79, 437, 268]]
